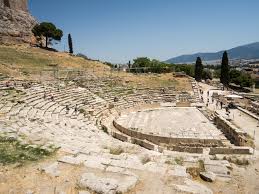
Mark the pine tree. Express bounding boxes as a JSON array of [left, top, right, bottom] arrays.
[[220, 51, 230, 86], [194, 57, 203, 81], [32, 22, 63, 48], [68, 33, 73, 54]]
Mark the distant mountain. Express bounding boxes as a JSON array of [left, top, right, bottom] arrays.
[[166, 42, 259, 64]]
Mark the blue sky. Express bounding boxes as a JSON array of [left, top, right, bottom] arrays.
[[29, 0, 259, 63]]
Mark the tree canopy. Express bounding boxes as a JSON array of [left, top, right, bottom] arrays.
[[32, 22, 63, 48], [230, 69, 254, 88], [131, 57, 174, 73], [220, 51, 230, 86]]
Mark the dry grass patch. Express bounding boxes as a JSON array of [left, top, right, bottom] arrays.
[[109, 147, 124, 155]]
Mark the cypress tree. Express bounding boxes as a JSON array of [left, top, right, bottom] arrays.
[[220, 51, 230, 86], [68, 33, 73, 54], [194, 57, 203, 81]]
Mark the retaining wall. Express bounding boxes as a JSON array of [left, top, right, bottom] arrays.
[[214, 112, 251, 146], [209, 147, 252, 155], [167, 146, 203, 154], [131, 138, 155, 150], [113, 120, 223, 147], [111, 132, 128, 142]]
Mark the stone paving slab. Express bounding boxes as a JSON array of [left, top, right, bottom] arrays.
[[116, 107, 223, 140]]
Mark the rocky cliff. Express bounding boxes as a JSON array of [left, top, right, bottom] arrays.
[[0, 0, 37, 44]]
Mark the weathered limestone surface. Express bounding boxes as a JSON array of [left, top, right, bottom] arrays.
[[200, 171, 216, 182], [0, 0, 37, 44], [0, 0, 28, 12], [173, 178, 213, 194], [79, 173, 138, 194]]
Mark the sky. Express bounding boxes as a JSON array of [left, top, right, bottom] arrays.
[[29, 0, 259, 63]]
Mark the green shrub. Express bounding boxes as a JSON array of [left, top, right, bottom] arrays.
[[79, 108, 85, 114], [175, 157, 184, 166], [0, 135, 57, 165]]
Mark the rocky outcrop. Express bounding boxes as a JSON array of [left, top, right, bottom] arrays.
[[0, 0, 37, 44]]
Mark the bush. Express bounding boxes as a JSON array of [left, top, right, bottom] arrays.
[[175, 157, 184, 165], [0, 136, 57, 165], [109, 147, 124, 155], [79, 108, 85, 114], [198, 159, 205, 171], [131, 57, 174, 74], [230, 69, 254, 87]]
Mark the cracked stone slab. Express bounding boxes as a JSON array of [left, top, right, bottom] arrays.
[[78, 172, 138, 194], [173, 178, 213, 194]]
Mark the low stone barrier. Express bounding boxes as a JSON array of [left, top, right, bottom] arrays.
[[113, 120, 222, 147], [111, 132, 128, 142], [131, 138, 155, 150], [209, 147, 252, 155], [214, 112, 252, 147], [237, 106, 259, 121], [167, 146, 203, 154]]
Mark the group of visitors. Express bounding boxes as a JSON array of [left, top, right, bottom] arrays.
[[201, 89, 224, 110], [43, 91, 79, 115]]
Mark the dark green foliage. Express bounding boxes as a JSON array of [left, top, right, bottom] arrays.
[[173, 64, 195, 77], [131, 57, 174, 73], [68, 33, 73, 54], [213, 69, 221, 78], [220, 51, 230, 86], [230, 69, 254, 87], [32, 22, 63, 48], [194, 57, 203, 81]]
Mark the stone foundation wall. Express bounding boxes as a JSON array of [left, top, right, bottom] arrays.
[[167, 146, 203, 154], [209, 147, 252, 155], [113, 120, 223, 147], [111, 132, 128, 142], [131, 138, 155, 150], [214, 112, 251, 146]]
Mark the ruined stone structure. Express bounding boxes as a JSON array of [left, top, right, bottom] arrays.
[[0, 0, 37, 44]]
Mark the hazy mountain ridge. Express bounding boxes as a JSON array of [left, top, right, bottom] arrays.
[[166, 42, 259, 64]]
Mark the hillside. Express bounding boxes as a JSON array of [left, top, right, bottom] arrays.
[[166, 42, 259, 64], [0, 45, 191, 90], [0, 45, 109, 79]]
